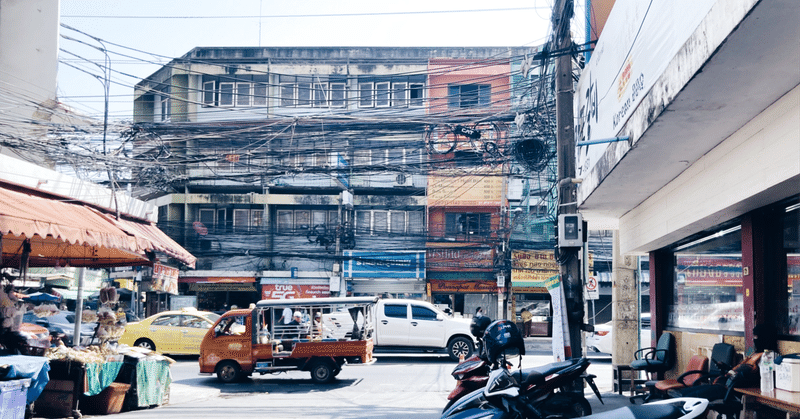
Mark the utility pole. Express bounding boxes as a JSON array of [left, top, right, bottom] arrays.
[[552, 0, 584, 362]]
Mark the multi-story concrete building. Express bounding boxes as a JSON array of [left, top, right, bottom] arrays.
[[132, 47, 555, 314]]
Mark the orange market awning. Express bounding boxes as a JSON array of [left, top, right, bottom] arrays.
[[0, 181, 195, 269]]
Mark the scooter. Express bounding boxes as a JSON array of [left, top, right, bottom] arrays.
[[445, 353, 492, 411], [443, 357, 603, 418], [442, 366, 709, 419]]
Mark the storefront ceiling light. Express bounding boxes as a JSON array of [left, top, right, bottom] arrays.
[[674, 226, 741, 252], [785, 203, 800, 213]]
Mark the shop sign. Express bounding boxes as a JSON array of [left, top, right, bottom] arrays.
[[343, 251, 425, 279], [428, 279, 497, 294], [179, 276, 256, 283], [511, 250, 559, 286], [261, 284, 330, 299], [677, 256, 743, 287], [427, 247, 494, 272], [427, 168, 506, 207], [152, 263, 179, 295], [190, 283, 256, 292]]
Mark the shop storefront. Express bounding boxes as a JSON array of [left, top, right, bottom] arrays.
[[179, 275, 259, 312], [427, 244, 498, 318], [511, 250, 556, 337]]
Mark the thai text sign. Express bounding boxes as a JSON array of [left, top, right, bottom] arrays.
[[428, 279, 498, 294], [427, 247, 494, 272], [511, 250, 559, 287], [677, 256, 743, 287], [427, 168, 505, 207], [343, 251, 425, 279]]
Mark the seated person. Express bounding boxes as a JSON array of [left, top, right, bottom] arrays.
[[286, 311, 306, 340]]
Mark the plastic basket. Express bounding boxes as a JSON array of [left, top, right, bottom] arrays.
[[0, 379, 31, 419]]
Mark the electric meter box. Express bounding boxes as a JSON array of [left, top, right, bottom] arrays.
[[558, 214, 584, 248]]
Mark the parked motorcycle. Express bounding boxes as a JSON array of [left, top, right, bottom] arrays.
[[444, 316, 493, 411], [444, 319, 602, 418], [442, 365, 709, 419]]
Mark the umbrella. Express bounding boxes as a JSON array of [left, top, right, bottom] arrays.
[[24, 292, 61, 303]]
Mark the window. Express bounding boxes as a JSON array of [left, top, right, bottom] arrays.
[[354, 150, 371, 166], [313, 82, 327, 107], [233, 209, 250, 229], [412, 305, 438, 321], [295, 210, 310, 230], [356, 211, 370, 236], [330, 83, 346, 107], [359, 82, 374, 107], [409, 83, 424, 107], [392, 82, 407, 107], [184, 316, 213, 328], [375, 82, 390, 107], [297, 82, 312, 106], [408, 211, 424, 234], [219, 82, 234, 106], [384, 304, 407, 319], [236, 83, 252, 107], [391, 212, 406, 234], [199, 209, 215, 228], [251, 210, 264, 229], [278, 210, 293, 233], [373, 211, 388, 233], [328, 210, 339, 226], [312, 210, 327, 228], [668, 226, 743, 332], [203, 81, 216, 106], [280, 84, 295, 106], [446, 213, 491, 236], [160, 95, 169, 121], [152, 315, 181, 327], [448, 84, 491, 108], [253, 83, 267, 106], [780, 200, 800, 337]]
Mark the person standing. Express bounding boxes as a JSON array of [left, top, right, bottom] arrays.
[[475, 307, 483, 318], [520, 308, 533, 337]]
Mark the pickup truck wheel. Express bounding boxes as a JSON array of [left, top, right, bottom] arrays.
[[310, 361, 335, 384], [216, 361, 241, 383], [447, 337, 474, 361]]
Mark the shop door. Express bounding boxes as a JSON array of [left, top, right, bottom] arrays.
[[378, 303, 409, 345], [410, 303, 445, 347]]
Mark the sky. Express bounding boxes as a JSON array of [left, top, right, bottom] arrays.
[[57, 1, 576, 121]]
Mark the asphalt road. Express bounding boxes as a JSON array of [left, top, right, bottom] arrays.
[[91, 347, 632, 419]]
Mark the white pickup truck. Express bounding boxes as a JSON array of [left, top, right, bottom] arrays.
[[322, 298, 475, 361]]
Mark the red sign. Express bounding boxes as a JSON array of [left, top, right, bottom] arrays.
[[192, 221, 208, 236], [261, 284, 330, 299], [428, 279, 498, 293]]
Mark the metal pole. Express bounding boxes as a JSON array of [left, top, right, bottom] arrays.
[[73, 267, 85, 346]]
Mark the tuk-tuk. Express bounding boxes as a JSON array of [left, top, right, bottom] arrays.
[[199, 296, 378, 384]]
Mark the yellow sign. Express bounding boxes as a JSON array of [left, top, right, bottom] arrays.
[[427, 168, 506, 207], [511, 250, 559, 284]]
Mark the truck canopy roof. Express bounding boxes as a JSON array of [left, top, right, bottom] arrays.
[[255, 296, 380, 308]]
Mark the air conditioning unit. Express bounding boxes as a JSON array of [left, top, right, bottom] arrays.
[[394, 173, 413, 187]]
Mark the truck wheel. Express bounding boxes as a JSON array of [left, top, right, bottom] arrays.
[[216, 361, 241, 383], [310, 361, 335, 384], [447, 337, 474, 361]]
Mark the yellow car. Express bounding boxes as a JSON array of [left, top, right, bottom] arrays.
[[118, 308, 221, 355]]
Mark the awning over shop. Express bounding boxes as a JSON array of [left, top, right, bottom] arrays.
[[0, 180, 195, 268]]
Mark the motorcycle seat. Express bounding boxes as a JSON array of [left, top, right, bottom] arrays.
[[581, 404, 682, 419], [528, 359, 578, 376]]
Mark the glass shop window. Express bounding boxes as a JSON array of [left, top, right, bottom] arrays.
[[668, 226, 743, 332], [779, 199, 800, 337]]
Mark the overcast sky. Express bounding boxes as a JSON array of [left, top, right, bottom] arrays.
[[58, 1, 573, 120]]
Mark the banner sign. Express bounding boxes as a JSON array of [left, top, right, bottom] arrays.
[[676, 256, 743, 287], [575, 0, 716, 178], [546, 275, 569, 361], [343, 251, 425, 279], [261, 284, 330, 299], [511, 250, 559, 288], [179, 276, 256, 283], [151, 263, 179, 295], [427, 168, 506, 207], [428, 279, 498, 294], [427, 247, 494, 272]]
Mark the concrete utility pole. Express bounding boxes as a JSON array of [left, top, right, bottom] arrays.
[[552, 0, 584, 361]]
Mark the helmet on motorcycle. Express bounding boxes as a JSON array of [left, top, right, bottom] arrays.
[[470, 315, 492, 338], [483, 320, 525, 363]]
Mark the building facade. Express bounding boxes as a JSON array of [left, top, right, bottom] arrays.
[[576, 0, 799, 370], [132, 47, 555, 316]]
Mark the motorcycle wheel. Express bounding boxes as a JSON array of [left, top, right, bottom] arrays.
[[563, 397, 592, 418]]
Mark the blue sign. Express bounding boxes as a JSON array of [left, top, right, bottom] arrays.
[[343, 251, 426, 279]]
